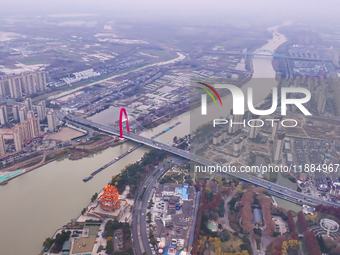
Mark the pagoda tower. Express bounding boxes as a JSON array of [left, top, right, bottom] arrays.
[[99, 184, 120, 211]]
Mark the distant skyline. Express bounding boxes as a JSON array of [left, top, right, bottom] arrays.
[[1, 0, 339, 23]]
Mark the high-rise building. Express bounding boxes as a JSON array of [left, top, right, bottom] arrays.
[[228, 110, 244, 134], [21, 120, 31, 141], [0, 79, 10, 96], [36, 101, 46, 121], [233, 139, 242, 153], [0, 71, 47, 99], [272, 131, 285, 164], [19, 106, 28, 123], [27, 110, 34, 119], [28, 117, 40, 138], [47, 109, 57, 132], [35, 71, 47, 92], [24, 98, 33, 111], [0, 135, 5, 157], [249, 115, 261, 139], [12, 105, 19, 121], [20, 73, 36, 95], [0, 105, 8, 125], [9, 77, 23, 99], [12, 125, 22, 152], [271, 116, 282, 141], [316, 86, 326, 114]]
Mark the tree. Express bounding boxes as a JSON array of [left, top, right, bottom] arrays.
[[330, 245, 340, 255], [43, 237, 54, 249], [290, 231, 299, 240], [287, 211, 296, 232], [81, 207, 87, 215], [304, 231, 322, 255], [253, 228, 262, 237], [106, 236, 114, 254], [91, 192, 98, 202], [297, 211, 308, 233], [112, 219, 120, 230], [317, 234, 327, 253], [218, 230, 230, 242]]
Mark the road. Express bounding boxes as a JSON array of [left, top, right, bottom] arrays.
[[223, 188, 237, 233], [132, 157, 181, 255]]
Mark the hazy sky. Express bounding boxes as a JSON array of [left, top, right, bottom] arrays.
[[1, 0, 339, 22]]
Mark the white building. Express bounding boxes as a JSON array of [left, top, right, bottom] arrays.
[[36, 101, 46, 121], [47, 109, 57, 132], [0, 105, 8, 125]]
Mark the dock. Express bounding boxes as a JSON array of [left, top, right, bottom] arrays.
[[83, 144, 142, 182]]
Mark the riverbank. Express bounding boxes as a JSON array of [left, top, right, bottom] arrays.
[[0, 134, 126, 185], [41, 149, 171, 254]]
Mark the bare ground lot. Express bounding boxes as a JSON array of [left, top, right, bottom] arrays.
[[47, 127, 84, 141]]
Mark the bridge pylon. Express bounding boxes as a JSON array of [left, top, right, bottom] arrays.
[[119, 107, 130, 139]]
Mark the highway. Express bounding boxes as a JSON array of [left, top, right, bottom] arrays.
[[63, 113, 340, 208], [132, 157, 180, 255]]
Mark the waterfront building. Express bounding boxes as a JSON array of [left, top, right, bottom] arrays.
[[47, 109, 57, 132], [36, 101, 46, 121], [0, 135, 5, 157], [99, 184, 120, 211], [28, 118, 40, 138], [12, 125, 22, 152]]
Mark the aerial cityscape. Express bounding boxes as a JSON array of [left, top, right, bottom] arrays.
[[2, 1, 340, 255]]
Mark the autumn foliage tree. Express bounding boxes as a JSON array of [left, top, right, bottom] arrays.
[[290, 231, 299, 241], [270, 233, 301, 255], [270, 234, 289, 255], [257, 193, 275, 236], [287, 211, 296, 232], [240, 191, 254, 235], [304, 231, 322, 255], [297, 211, 308, 233]]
